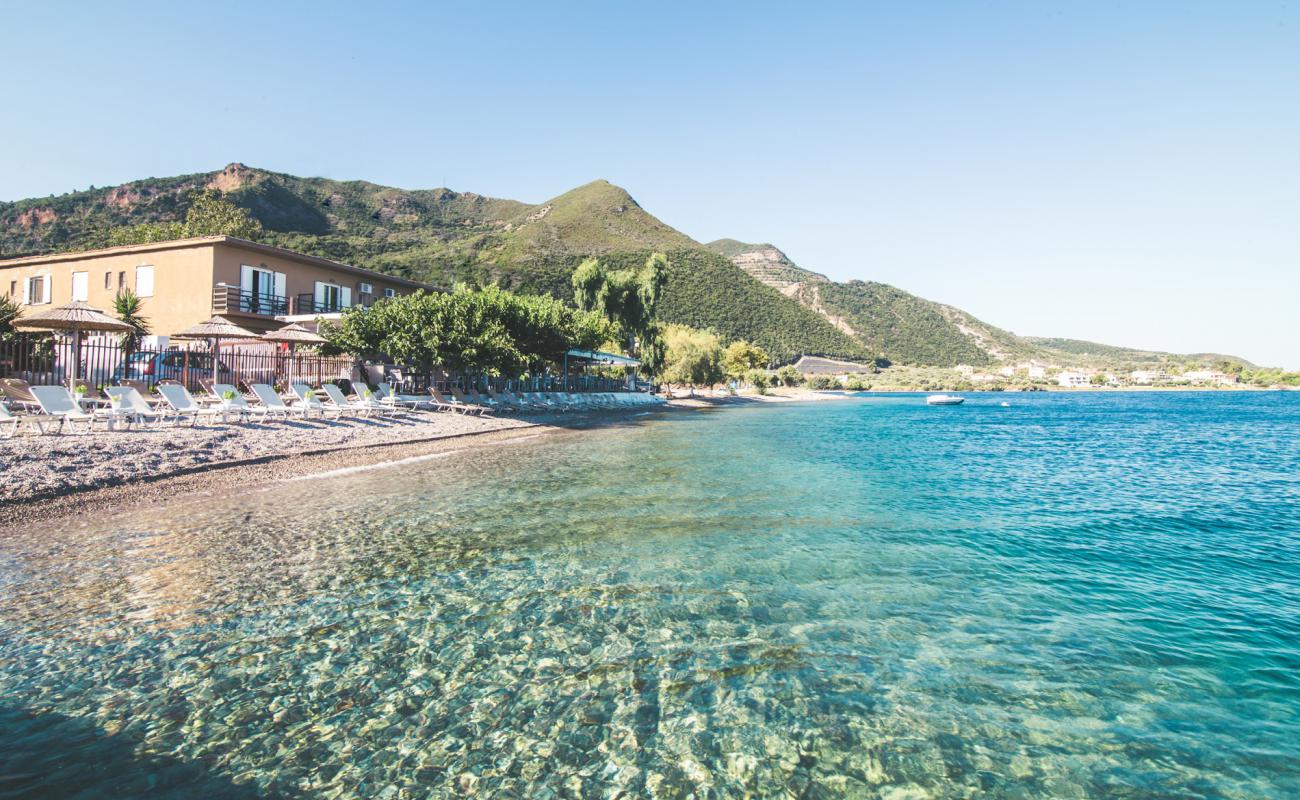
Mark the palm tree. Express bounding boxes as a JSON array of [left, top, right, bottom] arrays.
[[114, 289, 151, 358], [0, 294, 20, 344]]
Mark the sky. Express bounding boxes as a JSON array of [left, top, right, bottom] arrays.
[[2, 1, 1297, 368]]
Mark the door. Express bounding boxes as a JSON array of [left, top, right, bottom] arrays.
[[240, 265, 281, 313], [71, 271, 88, 302]]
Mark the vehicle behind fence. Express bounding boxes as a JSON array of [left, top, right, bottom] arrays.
[[0, 334, 353, 393], [2, 334, 640, 396]]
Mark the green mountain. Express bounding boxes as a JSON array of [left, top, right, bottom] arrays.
[[0, 164, 1251, 367], [705, 240, 1255, 369], [0, 164, 867, 363], [705, 240, 1043, 366]]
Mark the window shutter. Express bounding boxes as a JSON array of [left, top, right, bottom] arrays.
[[21, 277, 30, 305], [314, 281, 326, 307], [72, 272, 88, 301], [273, 272, 286, 299], [41, 275, 51, 304], [340, 287, 352, 308], [241, 265, 255, 293], [135, 266, 154, 297]]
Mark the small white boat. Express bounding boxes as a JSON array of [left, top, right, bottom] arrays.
[[926, 394, 965, 406]]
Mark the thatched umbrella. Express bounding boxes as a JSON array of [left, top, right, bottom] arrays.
[[261, 322, 326, 386], [171, 316, 258, 385], [10, 301, 134, 390]]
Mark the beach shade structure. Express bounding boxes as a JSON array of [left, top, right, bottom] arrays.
[[261, 322, 327, 386], [10, 301, 134, 390], [171, 315, 259, 385]]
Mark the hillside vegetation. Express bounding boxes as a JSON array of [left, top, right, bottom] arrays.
[[0, 164, 1255, 368]]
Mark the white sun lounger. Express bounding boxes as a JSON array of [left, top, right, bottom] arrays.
[[211, 383, 270, 421], [154, 384, 224, 426], [290, 384, 341, 419], [29, 385, 123, 433], [249, 384, 306, 420], [105, 386, 170, 428], [321, 383, 373, 417]]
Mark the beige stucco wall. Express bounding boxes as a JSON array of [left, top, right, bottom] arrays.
[[1, 244, 217, 336], [211, 242, 417, 320]]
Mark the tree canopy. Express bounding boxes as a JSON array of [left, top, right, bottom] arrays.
[[320, 284, 611, 377], [722, 339, 770, 379], [657, 324, 724, 388], [108, 189, 263, 246], [571, 252, 667, 361]]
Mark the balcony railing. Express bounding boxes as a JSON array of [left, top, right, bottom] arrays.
[[294, 294, 351, 314], [213, 284, 288, 316]]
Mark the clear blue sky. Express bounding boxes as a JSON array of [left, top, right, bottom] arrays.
[[3, 1, 1297, 368]]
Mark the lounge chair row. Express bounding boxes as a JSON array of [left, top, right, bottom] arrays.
[[0, 376, 664, 436]]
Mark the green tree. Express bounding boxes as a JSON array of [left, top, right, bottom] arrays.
[[113, 289, 151, 356], [807, 374, 837, 390], [1090, 373, 1107, 386], [744, 368, 772, 394], [722, 339, 770, 381], [0, 295, 20, 344], [775, 364, 803, 387], [320, 285, 611, 378], [571, 252, 667, 362], [657, 324, 723, 392], [109, 189, 263, 246]]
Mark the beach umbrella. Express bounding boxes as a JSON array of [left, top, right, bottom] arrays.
[[10, 301, 134, 390], [261, 322, 326, 386], [171, 315, 258, 385]]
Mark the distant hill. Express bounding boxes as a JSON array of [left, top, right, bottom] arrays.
[[0, 164, 1252, 367], [0, 165, 867, 362], [1027, 338, 1256, 369], [706, 240, 1044, 367]]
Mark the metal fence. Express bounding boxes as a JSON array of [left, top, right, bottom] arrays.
[[2, 334, 642, 396], [0, 334, 353, 393]]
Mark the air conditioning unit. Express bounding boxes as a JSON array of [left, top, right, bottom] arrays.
[[358, 282, 373, 295]]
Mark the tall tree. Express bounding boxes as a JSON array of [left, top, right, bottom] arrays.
[[657, 324, 723, 393], [113, 289, 151, 357], [0, 295, 20, 344], [571, 252, 667, 363]]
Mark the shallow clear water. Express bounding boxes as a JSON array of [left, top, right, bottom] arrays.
[[2, 392, 1299, 798]]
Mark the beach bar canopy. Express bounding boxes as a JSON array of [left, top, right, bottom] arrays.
[[171, 315, 258, 384], [261, 322, 327, 385], [10, 301, 134, 390], [563, 349, 641, 389]]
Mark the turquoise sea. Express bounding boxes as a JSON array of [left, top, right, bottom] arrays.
[[1, 392, 1298, 798]]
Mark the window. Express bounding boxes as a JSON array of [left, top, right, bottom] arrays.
[[104, 271, 111, 290], [135, 265, 154, 297], [239, 265, 285, 314], [8, 280, 15, 297], [22, 275, 50, 305], [384, 288, 396, 298], [118, 271, 126, 290], [313, 281, 351, 311], [71, 271, 89, 302]]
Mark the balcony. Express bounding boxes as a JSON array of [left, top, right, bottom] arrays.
[[294, 294, 350, 315], [213, 284, 288, 317]]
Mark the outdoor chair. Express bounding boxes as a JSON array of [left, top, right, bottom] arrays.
[[375, 382, 427, 411], [249, 384, 305, 420], [0, 378, 42, 412], [350, 383, 396, 416], [29, 385, 124, 434], [155, 384, 225, 426], [211, 383, 269, 421], [0, 401, 57, 436], [290, 384, 341, 419], [432, 388, 482, 415], [104, 387, 170, 428], [321, 383, 372, 417], [452, 387, 494, 414]]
